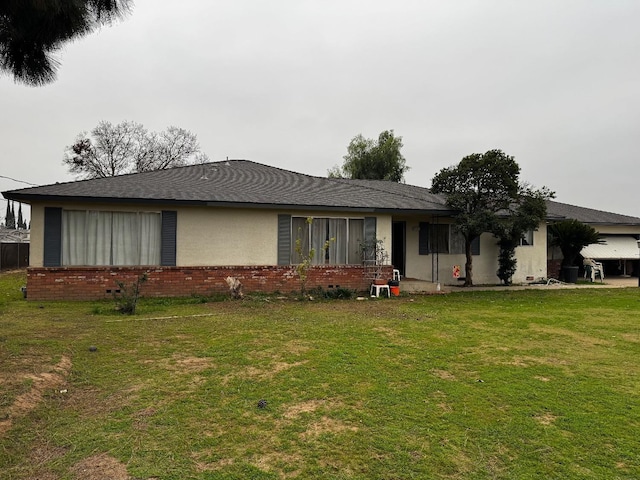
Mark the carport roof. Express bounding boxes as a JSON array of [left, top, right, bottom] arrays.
[[581, 235, 640, 260]]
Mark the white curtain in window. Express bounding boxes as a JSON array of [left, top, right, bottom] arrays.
[[348, 219, 364, 264], [86, 211, 112, 265], [63, 211, 87, 265], [139, 213, 162, 264], [311, 218, 328, 264], [328, 218, 347, 264], [112, 212, 140, 265], [62, 210, 161, 266]]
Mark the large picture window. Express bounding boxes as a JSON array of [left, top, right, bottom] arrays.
[[62, 210, 161, 266], [291, 217, 364, 265]]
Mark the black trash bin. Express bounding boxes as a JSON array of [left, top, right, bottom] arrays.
[[562, 266, 579, 283]]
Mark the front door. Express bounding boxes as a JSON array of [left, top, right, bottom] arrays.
[[391, 221, 406, 277]]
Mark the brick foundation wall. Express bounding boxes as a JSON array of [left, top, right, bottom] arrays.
[[25, 265, 394, 301], [547, 259, 562, 280]]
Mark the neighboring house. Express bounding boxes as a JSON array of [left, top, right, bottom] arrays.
[[546, 201, 640, 277], [3, 160, 640, 300]]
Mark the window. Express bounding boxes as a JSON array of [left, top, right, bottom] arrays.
[[429, 224, 450, 254], [291, 217, 364, 265], [519, 229, 534, 246], [62, 210, 161, 266], [450, 229, 466, 254], [418, 222, 480, 255]]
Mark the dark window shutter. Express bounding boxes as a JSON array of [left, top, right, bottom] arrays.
[[43, 207, 62, 267], [161, 211, 177, 266], [419, 222, 429, 255], [471, 236, 480, 255], [277, 214, 291, 265]]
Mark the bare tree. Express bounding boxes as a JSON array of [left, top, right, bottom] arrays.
[[63, 120, 208, 179]]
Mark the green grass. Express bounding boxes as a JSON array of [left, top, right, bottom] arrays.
[[1, 270, 639, 479]]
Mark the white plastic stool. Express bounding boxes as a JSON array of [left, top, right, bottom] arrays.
[[392, 269, 401, 281], [370, 284, 391, 298]]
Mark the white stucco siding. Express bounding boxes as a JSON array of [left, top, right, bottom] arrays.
[[178, 208, 393, 266], [512, 223, 548, 283], [29, 203, 45, 267], [177, 207, 277, 266], [375, 215, 393, 261], [401, 219, 547, 285]]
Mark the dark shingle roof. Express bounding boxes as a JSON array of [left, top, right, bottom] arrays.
[[2, 160, 452, 214], [5, 160, 639, 225], [546, 200, 640, 226]]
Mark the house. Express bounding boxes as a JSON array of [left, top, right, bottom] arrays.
[[545, 201, 640, 277], [3, 160, 640, 300]]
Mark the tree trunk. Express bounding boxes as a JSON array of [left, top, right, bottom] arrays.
[[464, 239, 474, 287]]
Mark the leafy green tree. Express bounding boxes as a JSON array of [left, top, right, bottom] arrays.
[[63, 120, 208, 179], [1, 0, 131, 86], [431, 149, 523, 287], [548, 219, 603, 270], [329, 130, 409, 182], [492, 186, 553, 285]]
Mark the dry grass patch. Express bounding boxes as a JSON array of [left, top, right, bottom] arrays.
[[432, 369, 457, 381], [282, 399, 332, 419], [529, 324, 616, 348], [192, 452, 235, 473], [0, 355, 71, 436], [251, 451, 304, 478], [70, 453, 131, 480], [534, 411, 558, 426], [301, 416, 359, 439]]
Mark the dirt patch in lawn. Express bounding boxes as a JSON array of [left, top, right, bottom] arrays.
[[0, 355, 71, 436], [70, 453, 131, 480]]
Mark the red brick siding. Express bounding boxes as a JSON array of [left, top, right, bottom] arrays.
[[25, 265, 394, 301], [547, 259, 562, 280]]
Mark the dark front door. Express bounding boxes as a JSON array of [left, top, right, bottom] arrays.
[[391, 221, 406, 277]]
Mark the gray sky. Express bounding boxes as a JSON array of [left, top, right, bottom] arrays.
[[2, 0, 640, 221]]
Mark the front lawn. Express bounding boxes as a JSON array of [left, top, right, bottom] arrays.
[[1, 271, 639, 479]]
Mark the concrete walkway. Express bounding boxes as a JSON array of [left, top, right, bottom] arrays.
[[401, 276, 640, 294]]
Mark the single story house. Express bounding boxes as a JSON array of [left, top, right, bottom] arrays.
[[3, 160, 640, 300]]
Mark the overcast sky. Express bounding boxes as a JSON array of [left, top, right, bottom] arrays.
[[2, 0, 639, 222]]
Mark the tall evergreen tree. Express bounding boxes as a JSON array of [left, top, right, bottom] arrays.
[[17, 203, 25, 229], [6, 201, 16, 229]]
